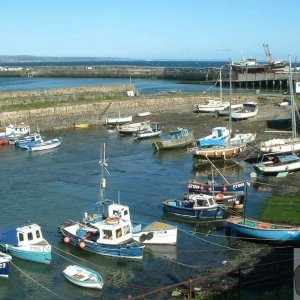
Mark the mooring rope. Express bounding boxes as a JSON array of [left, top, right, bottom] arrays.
[[11, 261, 64, 299]]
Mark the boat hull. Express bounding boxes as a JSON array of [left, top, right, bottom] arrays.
[[0, 253, 12, 278], [226, 217, 300, 241], [161, 200, 224, 219], [59, 227, 144, 259], [132, 222, 177, 245], [0, 244, 52, 264], [63, 265, 104, 289], [192, 144, 246, 160], [153, 134, 194, 150]]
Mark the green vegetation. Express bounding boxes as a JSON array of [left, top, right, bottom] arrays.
[[261, 196, 300, 225], [0, 94, 123, 112]]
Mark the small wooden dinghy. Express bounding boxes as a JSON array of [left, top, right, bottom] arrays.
[[63, 265, 104, 289]]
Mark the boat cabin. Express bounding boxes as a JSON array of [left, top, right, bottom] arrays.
[[102, 200, 131, 221], [16, 224, 45, 246], [188, 194, 217, 208], [169, 128, 189, 139], [6, 123, 30, 137]]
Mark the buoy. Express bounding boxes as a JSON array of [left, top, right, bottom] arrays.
[[223, 186, 227, 192], [79, 241, 85, 249], [63, 237, 70, 243], [216, 194, 224, 200], [208, 186, 212, 192]]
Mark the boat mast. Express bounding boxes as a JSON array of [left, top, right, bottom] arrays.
[[289, 56, 296, 147], [99, 143, 109, 202], [229, 64, 233, 137], [219, 67, 223, 101]]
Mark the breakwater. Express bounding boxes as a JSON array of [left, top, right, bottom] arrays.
[[0, 65, 218, 81]]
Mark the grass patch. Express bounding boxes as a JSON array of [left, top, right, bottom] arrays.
[[0, 94, 123, 112], [261, 196, 300, 225]]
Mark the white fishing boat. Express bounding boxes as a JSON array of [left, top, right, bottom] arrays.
[[132, 221, 177, 245], [63, 265, 104, 289], [3, 123, 31, 137], [195, 99, 230, 113], [217, 103, 244, 117], [22, 137, 62, 151], [253, 57, 300, 176], [105, 114, 133, 126], [195, 67, 230, 113], [116, 120, 150, 134], [230, 102, 258, 120], [229, 132, 257, 145], [133, 122, 162, 139]]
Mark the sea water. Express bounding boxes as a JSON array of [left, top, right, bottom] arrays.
[[0, 127, 271, 299]]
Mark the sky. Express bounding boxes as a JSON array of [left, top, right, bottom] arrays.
[[1, 0, 299, 61]]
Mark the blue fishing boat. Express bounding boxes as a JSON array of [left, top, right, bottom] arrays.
[[58, 143, 144, 259], [188, 179, 247, 194], [63, 264, 104, 289], [152, 127, 194, 150], [161, 193, 225, 219], [15, 132, 43, 148], [226, 216, 300, 242], [0, 252, 12, 278], [0, 223, 52, 264], [59, 200, 144, 259]]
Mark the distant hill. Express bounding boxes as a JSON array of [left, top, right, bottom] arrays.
[[0, 55, 134, 63]]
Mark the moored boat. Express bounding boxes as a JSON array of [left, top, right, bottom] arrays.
[[252, 154, 300, 176], [63, 264, 104, 289], [152, 127, 194, 150], [226, 216, 300, 242], [133, 122, 162, 139], [15, 132, 43, 148], [105, 115, 133, 126], [132, 221, 177, 245], [58, 143, 144, 259], [22, 137, 62, 151], [116, 120, 150, 135], [161, 193, 225, 220], [191, 140, 247, 160], [0, 252, 12, 278], [0, 223, 52, 264], [230, 102, 258, 120]]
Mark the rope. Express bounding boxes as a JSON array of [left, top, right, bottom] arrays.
[[11, 261, 65, 299]]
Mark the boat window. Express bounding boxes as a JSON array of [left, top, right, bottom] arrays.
[[208, 199, 215, 206], [28, 232, 33, 241], [196, 199, 208, 207], [36, 230, 41, 239], [103, 229, 112, 240], [116, 228, 122, 238], [124, 210, 128, 216], [19, 233, 24, 242], [123, 225, 131, 235]]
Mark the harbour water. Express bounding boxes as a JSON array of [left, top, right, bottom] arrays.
[[0, 126, 271, 300]]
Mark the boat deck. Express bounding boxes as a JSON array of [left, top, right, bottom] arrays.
[[144, 222, 175, 231]]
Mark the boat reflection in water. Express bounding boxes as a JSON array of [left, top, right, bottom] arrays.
[[192, 159, 244, 177]]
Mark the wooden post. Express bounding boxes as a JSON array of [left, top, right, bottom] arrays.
[[188, 279, 193, 300]]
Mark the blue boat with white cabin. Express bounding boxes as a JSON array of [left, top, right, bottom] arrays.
[[0, 223, 52, 264], [162, 193, 225, 219], [58, 143, 144, 259]]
